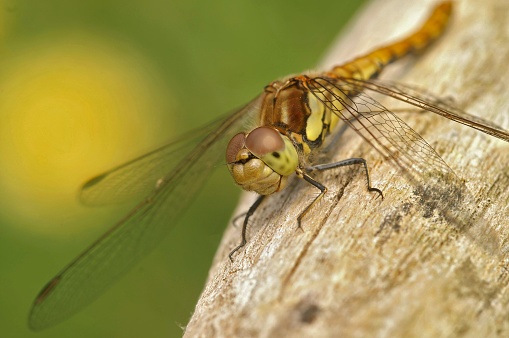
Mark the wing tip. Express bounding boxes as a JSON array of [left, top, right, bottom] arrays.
[[81, 173, 107, 191], [78, 173, 108, 204], [28, 276, 62, 331]]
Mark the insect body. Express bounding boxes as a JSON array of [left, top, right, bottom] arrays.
[[225, 1, 456, 257]]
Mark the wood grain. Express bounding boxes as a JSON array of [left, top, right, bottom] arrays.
[[185, 0, 509, 337]]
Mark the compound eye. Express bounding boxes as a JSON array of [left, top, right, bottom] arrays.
[[245, 127, 284, 158], [226, 133, 246, 163]]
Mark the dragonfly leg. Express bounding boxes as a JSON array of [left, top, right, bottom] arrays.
[[306, 157, 384, 199], [229, 195, 266, 261], [297, 172, 328, 228]]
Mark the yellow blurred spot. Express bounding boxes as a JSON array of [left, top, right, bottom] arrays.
[[0, 33, 175, 234]]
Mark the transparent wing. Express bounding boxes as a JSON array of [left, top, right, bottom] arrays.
[[28, 95, 263, 331], [308, 76, 509, 180], [80, 115, 235, 206], [348, 78, 509, 142], [307, 76, 508, 253], [308, 77, 457, 180]]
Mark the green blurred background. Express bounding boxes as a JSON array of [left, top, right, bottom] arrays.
[[0, 1, 365, 337]]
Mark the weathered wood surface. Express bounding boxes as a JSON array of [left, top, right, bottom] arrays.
[[185, 0, 509, 337]]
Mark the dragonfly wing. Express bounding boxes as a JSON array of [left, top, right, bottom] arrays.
[[308, 77, 456, 181], [28, 95, 263, 330], [79, 123, 216, 205], [79, 108, 255, 206], [347, 78, 509, 142], [307, 76, 500, 254]]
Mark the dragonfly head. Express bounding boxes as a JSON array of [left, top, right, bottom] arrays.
[[226, 127, 299, 195]]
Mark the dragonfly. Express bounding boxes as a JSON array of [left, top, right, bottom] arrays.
[[29, 1, 509, 330]]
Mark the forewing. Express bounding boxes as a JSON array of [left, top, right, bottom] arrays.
[[307, 76, 456, 181], [307, 76, 500, 255], [347, 78, 509, 142], [28, 95, 262, 331], [79, 120, 223, 205]]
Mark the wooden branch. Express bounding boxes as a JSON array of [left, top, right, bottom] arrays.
[[185, 0, 509, 337]]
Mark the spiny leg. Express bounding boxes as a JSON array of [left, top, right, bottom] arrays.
[[229, 195, 266, 261], [297, 172, 328, 228], [229, 159, 381, 260], [306, 157, 383, 199]]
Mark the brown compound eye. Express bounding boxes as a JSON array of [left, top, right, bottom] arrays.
[[226, 133, 246, 163], [245, 127, 284, 158]]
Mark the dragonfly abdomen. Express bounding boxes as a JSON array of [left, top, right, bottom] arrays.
[[328, 1, 452, 81]]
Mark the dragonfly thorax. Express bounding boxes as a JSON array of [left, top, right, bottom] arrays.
[[261, 77, 339, 154], [226, 127, 299, 195]]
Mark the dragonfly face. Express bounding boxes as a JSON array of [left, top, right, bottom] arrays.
[[226, 127, 298, 195]]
